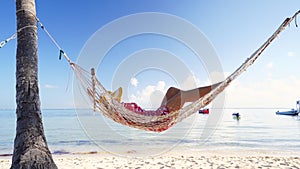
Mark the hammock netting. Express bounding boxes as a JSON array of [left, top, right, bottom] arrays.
[[68, 11, 299, 132]]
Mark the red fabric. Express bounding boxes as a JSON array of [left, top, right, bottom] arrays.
[[118, 102, 174, 132], [122, 102, 170, 116]]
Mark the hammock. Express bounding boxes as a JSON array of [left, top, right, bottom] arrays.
[[31, 10, 300, 132]]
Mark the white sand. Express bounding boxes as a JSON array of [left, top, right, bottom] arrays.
[[1, 150, 300, 169]]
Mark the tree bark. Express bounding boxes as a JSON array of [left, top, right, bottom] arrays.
[[11, 0, 58, 168]]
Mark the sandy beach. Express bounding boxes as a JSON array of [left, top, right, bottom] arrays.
[[1, 150, 300, 169]]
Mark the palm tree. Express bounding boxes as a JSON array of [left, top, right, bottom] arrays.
[[11, 0, 57, 168]]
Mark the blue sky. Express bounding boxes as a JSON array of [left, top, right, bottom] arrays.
[[0, 1, 299, 109]]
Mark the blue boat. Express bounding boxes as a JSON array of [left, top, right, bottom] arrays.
[[276, 100, 300, 116], [276, 109, 298, 116]]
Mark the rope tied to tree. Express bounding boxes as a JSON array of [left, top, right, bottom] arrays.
[[0, 33, 16, 48], [13, 8, 73, 65], [0, 25, 37, 48]]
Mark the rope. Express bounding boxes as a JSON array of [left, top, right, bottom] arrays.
[[0, 25, 37, 48], [0, 9, 37, 48], [35, 18, 73, 65], [16, 8, 36, 17], [175, 10, 300, 123], [0, 33, 16, 48], [14, 8, 73, 65]]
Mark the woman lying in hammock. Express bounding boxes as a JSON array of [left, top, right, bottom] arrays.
[[107, 82, 221, 115]]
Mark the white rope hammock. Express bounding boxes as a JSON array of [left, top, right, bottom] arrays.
[[65, 11, 299, 132], [2, 10, 299, 132]]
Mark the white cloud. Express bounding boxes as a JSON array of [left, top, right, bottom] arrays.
[[225, 76, 300, 108], [129, 81, 167, 109], [288, 51, 295, 57], [155, 81, 166, 91], [130, 77, 138, 87], [266, 62, 273, 69], [127, 73, 300, 112], [44, 84, 59, 89]]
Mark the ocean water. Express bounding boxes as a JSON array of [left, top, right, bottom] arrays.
[[1, 109, 300, 156]]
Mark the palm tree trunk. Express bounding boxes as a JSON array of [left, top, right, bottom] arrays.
[[11, 0, 57, 168]]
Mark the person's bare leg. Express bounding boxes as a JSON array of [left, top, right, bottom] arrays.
[[160, 82, 222, 112]]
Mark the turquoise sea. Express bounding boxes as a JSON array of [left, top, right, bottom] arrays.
[[1, 109, 300, 156]]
